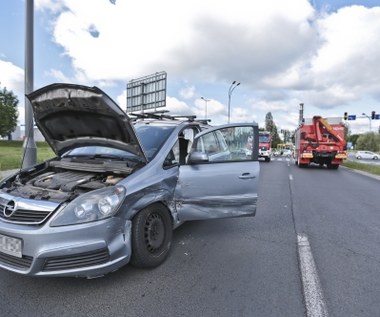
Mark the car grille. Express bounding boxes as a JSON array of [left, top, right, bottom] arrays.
[[0, 252, 33, 270], [42, 248, 110, 271], [0, 198, 54, 224], [0, 204, 52, 224]]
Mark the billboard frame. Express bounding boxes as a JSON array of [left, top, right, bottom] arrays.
[[126, 71, 167, 113]]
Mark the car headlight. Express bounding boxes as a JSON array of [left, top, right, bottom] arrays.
[[50, 185, 126, 227]]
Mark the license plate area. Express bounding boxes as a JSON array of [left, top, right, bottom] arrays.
[[0, 233, 22, 258]]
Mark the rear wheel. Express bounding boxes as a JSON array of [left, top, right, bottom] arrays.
[[130, 204, 173, 268]]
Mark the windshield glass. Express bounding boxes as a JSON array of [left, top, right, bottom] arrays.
[[134, 123, 176, 160], [259, 134, 270, 143], [62, 146, 140, 161]]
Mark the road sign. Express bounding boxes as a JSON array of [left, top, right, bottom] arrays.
[[375, 114, 380, 120], [347, 115, 356, 120], [126, 71, 167, 113]]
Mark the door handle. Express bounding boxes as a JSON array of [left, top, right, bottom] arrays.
[[239, 173, 256, 179]]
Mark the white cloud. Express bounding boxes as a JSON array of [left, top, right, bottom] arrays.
[[309, 6, 380, 104], [2, 0, 380, 134], [0, 60, 24, 98], [179, 86, 196, 100]]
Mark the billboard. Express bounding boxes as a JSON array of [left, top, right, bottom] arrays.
[[126, 71, 167, 113]]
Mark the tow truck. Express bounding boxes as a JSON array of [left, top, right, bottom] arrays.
[[294, 116, 347, 169]]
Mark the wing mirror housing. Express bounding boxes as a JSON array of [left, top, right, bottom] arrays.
[[188, 151, 209, 164]]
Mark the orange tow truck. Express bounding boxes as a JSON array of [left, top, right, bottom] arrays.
[[294, 116, 347, 169]]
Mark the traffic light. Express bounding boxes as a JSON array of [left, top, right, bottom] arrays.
[[344, 112, 348, 120], [371, 111, 376, 119]]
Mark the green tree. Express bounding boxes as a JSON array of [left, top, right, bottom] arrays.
[[356, 132, 380, 152], [347, 134, 360, 149], [264, 112, 281, 148], [0, 86, 19, 139]]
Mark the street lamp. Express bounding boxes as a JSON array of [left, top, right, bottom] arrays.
[[362, 113, 372, 132], [201, 96, 210, 119], [228, 81, 240, 123], [23, 0, 37, 168]]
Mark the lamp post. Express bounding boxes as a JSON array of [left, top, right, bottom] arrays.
[[228, 81, 240, 123], [362, 113, 372, 132], [201, 96, 210, 119], [23, 0, 37, 168]]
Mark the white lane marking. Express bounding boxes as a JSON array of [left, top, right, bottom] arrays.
[[289, 174, 293, 181], [297, 234, 329, 317]]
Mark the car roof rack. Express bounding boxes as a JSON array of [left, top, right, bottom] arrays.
[[129, 111, 199, 122]]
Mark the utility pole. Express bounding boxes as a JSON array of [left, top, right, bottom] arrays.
[[22, 0, 37, 168], [362, 113, 372, 132], [201, 96, 210, 120], [228, 81, 240, 124]]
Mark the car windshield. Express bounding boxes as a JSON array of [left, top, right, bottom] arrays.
[[259, 134, 270, 143], [134, 123, 176, 160], [62, 146, 140, 161]]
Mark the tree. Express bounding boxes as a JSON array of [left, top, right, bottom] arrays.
[[264, 112, 281, 148], [0, 86, 19, 139], [346, 134, 360, 149], [356, 132, 380, 152]]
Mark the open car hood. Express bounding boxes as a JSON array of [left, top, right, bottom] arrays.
[[27, 83, 147, 162]]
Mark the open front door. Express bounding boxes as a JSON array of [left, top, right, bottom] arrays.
[[173, 123, 260, 221]]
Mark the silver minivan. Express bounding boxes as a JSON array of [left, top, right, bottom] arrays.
[[0, 83, 260, 278]]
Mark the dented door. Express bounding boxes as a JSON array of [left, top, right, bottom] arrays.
[[173, 124, 260, 221]]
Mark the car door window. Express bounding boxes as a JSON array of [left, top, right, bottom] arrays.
[[163, 127, 198, 168], [190, 126, 257, 163]]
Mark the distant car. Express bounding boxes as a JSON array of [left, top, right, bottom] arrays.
[[0, 83, 261, 278], [282, 149, 293, 157], [355, 151, 379, 160]]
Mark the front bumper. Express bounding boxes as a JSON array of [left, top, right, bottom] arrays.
[[258, 151, 271, 157], [0, 218, 132, 278]]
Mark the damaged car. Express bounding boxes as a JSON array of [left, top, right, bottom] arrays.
[[0, 83, 260, 278]]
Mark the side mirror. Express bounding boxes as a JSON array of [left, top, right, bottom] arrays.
[[188, 151, 209, 164]]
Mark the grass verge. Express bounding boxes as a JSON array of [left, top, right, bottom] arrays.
[[0, 140, 55, 170], [342, 160, 380, 177]]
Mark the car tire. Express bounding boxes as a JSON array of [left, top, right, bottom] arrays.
[[373, 156, 378, 160], [130, 203, 173, 268], [356, 156, 361, 159]]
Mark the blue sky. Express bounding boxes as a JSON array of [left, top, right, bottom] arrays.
[[1, 0, 380, 135]]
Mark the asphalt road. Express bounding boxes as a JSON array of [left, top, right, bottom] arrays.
[[1, 160, 379, 317]]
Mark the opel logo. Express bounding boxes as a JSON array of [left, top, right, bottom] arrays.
[[4, 200, 17, 218]]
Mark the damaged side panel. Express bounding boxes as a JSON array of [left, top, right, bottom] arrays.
[[173, 162, 259, 221]]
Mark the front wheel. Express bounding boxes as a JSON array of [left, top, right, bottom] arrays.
[[130, 204, 173, 268]]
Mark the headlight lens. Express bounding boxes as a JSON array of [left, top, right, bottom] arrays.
[[50, 185, 126, 227]]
